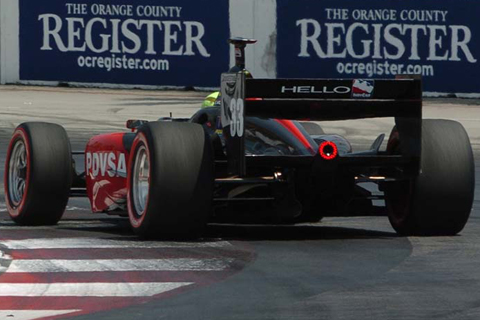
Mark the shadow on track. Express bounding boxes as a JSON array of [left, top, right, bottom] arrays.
[[55, 217, 397, 242], [205, 224, 397, 241]]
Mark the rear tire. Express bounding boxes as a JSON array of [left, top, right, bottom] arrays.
[[299, 122, 325, 135], [385, 119, 474, 236], [4, 122, 72, 225], [127, 122, 214, 239]]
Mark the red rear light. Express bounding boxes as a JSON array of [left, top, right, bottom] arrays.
[[319, 141, 338, 160]]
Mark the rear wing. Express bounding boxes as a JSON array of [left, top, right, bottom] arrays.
[[220, 74, 422, 176]]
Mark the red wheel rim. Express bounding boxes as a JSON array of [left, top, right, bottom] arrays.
[[127, 132, 151, 228]]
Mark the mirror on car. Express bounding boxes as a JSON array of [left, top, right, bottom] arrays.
[[126, 119, 149, 129]]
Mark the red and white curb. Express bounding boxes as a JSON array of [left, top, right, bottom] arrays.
[[0, 237, 251, 320]]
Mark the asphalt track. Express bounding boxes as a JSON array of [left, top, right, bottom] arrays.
[[0, 86, 479, 320]]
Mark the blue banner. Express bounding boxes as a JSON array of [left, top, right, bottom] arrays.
[[20, 0, 229, 87], [277, 0, 479, 94]]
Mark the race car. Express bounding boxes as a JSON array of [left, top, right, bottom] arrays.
[[4, 38, 475, 238]]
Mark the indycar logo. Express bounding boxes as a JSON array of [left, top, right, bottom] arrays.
[[352, 79, 374, 98], [86, 152, 127, 178]]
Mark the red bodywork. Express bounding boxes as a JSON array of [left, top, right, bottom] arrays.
[[85, 132, 130, 213]]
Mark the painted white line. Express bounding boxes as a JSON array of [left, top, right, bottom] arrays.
[[1, 238, 230, 249], [0, 310, 81, 320], [6, 258, 233, 273], [0, 282, 191, 297]]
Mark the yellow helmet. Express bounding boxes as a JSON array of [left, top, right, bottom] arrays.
[[201, 91, 220, 108]]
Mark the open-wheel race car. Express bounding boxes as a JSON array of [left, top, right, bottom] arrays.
[[4, 38, 475, 238]]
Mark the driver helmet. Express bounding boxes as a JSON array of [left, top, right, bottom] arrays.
[[201, 91, 221, 108]]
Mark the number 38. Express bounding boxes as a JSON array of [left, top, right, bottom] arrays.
[[229, 98, 244, 137]]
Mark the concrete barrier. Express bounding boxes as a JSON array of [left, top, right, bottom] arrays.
[[0, 0, 19, 85]]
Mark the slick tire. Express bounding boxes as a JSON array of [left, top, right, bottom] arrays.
[[4, 122, 73, 225], [127, 122, 214, 239], [299, 122, 325, 135], [385, 119, 474, 236]]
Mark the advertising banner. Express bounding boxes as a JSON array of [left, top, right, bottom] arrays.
[[277, 0, 479, 94], [20, 0, 229, 87]]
